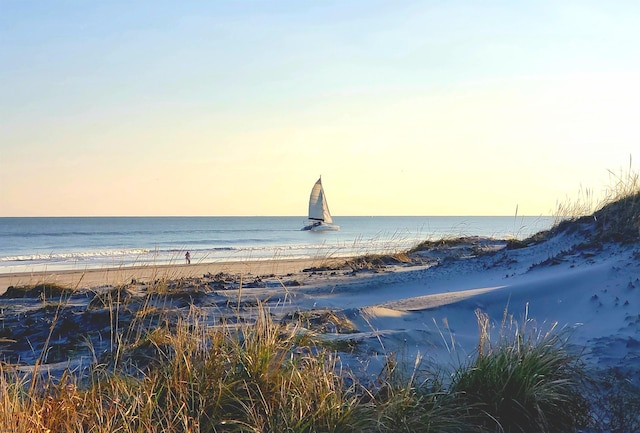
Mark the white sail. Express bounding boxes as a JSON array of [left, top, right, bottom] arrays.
[[320, 189, 333, 224], [303, 177, 339, 231], [308, 178, 333, 223]]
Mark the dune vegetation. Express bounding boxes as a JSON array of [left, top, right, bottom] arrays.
[[2, 167, 639, 432], [0, 302, 596, 433], [2, 284, 638, 431]]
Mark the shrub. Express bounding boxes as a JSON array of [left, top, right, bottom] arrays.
[[449, 309, 590, 433]]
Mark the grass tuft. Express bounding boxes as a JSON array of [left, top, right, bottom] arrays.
[[450, 309, 590, 433]]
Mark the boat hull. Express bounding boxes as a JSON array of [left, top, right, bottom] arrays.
[[303, 177, 339, 231], [302, 222, 340, 231]]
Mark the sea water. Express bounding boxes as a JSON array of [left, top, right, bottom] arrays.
[[0, 216, 553, 274]]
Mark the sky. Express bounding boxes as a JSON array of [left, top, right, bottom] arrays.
[[1, 1, 639, 217]]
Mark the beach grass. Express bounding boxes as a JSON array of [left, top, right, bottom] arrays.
[[558, 160, 639, 237], [509, 161, 640, 249], [0, 297, 598, 433], [0, 302, 373, 432], [450, 309, 591, 433]]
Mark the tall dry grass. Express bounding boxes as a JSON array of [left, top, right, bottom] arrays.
[[553, 158, 640, 242], [1, 295, 601, 432], [0, 300, 375, 432]]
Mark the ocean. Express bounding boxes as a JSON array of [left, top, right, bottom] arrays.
[[0, 216, 554, 274]]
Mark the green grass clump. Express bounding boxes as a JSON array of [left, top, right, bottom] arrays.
[[450, 309, 590, 433]]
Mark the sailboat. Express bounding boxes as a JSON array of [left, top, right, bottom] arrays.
[[302, 177, 340, 231]]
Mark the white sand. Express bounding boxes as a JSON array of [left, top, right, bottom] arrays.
[[257, 229, 639, 373]]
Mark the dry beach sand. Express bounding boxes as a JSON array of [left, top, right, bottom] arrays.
[[0, 257, 344, 295]]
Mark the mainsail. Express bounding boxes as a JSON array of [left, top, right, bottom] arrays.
[[308, 178, 333, 224]]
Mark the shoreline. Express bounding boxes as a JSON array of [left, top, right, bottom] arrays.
[[0, 256, 346, 294]]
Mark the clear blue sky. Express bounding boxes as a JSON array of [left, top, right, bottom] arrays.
[[1, 1, 638, 216]]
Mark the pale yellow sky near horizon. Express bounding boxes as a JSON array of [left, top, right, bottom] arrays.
[[1, 1, 639, 217]]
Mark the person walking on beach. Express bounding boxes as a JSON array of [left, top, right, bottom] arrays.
[[185, 251, 191, 265]]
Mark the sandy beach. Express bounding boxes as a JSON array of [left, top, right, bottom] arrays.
[[0, 256, 345, 295]]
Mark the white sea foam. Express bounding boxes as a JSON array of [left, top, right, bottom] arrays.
[[1, 248, 152, 262]]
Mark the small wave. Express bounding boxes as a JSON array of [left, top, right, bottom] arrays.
[[0, 248, 152, 262], [0, 237, 420, 264], [165, 247, 235, 253]]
